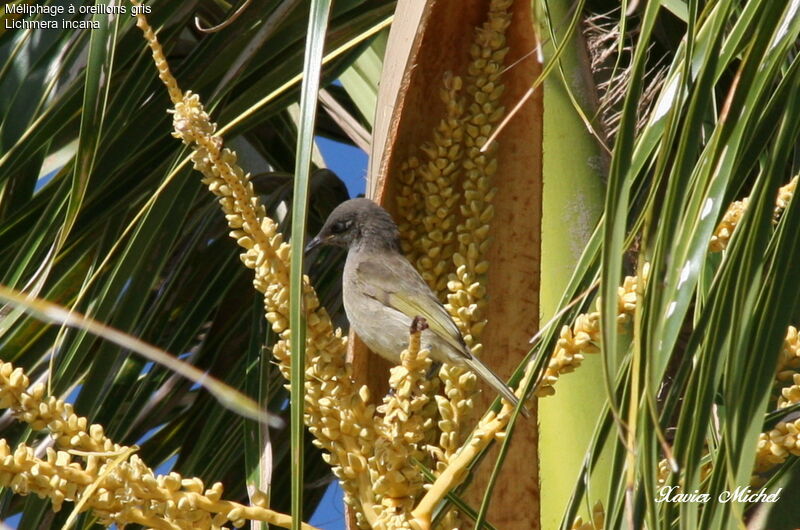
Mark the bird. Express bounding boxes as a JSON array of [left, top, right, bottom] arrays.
[[305, 197, 524, 413]]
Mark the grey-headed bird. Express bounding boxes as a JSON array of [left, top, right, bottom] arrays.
[[306, 198, 523, 412]]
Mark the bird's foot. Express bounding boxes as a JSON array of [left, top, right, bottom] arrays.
[[410, 316, 429, 333]]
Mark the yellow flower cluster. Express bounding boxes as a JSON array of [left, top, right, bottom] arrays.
[[396, 72, 465, 295], [444, 0, 511, 353], [656, 456, 712, 487], [536, 266, 647, 397], [753, 326, 800, 476], [0, 362, 310, 529], [775, 176, 797, 219], [535, 312, 599, 397], [777, 373, 800, 409], [169, 78, 379, 529], [775, 325, 800, 391], [755, 419, 800, 473], [709, 176, 797, 252], [372, 321, 437, 528], [708, 198, 749, 253]]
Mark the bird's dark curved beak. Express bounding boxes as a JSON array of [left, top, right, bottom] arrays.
[[304, 236, 323, 254]]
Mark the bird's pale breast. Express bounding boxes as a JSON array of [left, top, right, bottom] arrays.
[[342, 251, 462, 365]]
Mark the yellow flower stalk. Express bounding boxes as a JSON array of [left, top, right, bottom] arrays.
[[535, 266, 647, 397], [444, 0, 512, 351], [775, 325, 800, 388], [410, 380, 531, 529], [752, 326, 800, 476], [131, 7, 400, 526], [371, 318, 436, 529], [754, 419, 800, 473], [709, 175, 797, 252], [119, 1, 563, 527], [436, 0, 513, 482], [0, 361, 314, 530], [396, 72, 465, 295]]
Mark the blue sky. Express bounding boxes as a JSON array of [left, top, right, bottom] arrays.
[[316, 136, 369, 198], [309, 481, 347, 529]]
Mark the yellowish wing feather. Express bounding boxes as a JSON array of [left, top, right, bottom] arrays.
[[355, 257, 469, 358]]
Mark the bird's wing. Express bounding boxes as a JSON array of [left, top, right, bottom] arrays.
[[353, 255, 470, 359], [354, 253, 527, 416]]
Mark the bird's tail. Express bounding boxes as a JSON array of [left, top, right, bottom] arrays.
[[463, 356, 530, 418]]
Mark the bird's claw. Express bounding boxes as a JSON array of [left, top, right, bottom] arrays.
[[410, 316, 429, 333]]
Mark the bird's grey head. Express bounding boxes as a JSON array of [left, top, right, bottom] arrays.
[[305, 198, 401, 253]]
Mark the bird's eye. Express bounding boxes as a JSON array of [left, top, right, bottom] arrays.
[[330, 220, 352, 234]]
